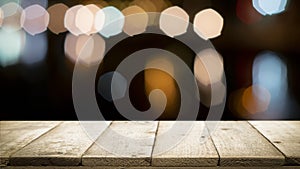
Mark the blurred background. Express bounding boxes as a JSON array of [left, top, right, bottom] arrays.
[[0, 0, 299, 120]]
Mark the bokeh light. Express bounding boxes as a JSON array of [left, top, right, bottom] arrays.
[[94, 6, 105, 34], [75, 6, 94, 35], [20, 0, 48, 8], [0, 8, 3, 27], [193, 8, 224, 40], [0, 29, 25, 67], [242, 85, 271, 114], [253, 0, 288, 15], [20, 32, 47, 65], [47, 3, 68, 34], [1, 2, 23, 32], [194, 49, 225, 107], [236, 0, 262, 24], [20, 4, 49, 35], [97, 71, 127, 101], [159, 6, 189, 38], [99, 6, 124, 38], [85, 4, 102, 35], [122, 5, 148, 36], [130, 0, 157, 12], [64, 33, 105, 66], [64, 5, 84, 36]]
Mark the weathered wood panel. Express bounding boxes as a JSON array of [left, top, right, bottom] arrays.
[[208, 121, 285, 166], [249, 121, 300, 165], [83, 121, 158, 166], [152, 121, 218, 167], [10, 121, 110, 166], [0, 121, 60, 165]]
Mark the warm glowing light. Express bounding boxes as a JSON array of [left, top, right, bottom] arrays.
[[99, 6, 124, 38], [65, 33, 105, 66], [20, 4, 49, 35], [194, 48, 224, 86], [194, 49, 225, 107], [159, 6, 189, 38], [236, 0, 262, 24], [242, 85, 271, 114], [144, 57, 177, 117], [47, 3, 68, 34], [64, 5, 84, 36], [97, 71, 127, 101], [20, 0, 48, 8], [130, 0, 157, 12], [194, 8, 224, 40], [1, 2, 23, 32], [0, 29, 26, 67], [75, 6, 94, 35], [86, 4, 102, 34], [122, 5, 148, 36], [20, 32, 47, 65], [253, 0, 287, 15]]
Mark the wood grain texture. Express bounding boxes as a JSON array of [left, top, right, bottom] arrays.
[[0, 121, 60, 165], [9, 121, 110, 166], [208, 121, 285, 166], [82, 121, 158, 166], [152, 121, 218, 167], [249, 121, 300, 165]]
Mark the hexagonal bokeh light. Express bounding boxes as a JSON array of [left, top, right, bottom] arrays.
[[252, 0, 288, 15]]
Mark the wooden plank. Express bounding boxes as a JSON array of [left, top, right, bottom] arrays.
[[10, 121, 110, 166], [82, 121, 158, 166], [249, 121, 300, 165], [0, 121, 60, 166], [208, 121, 285, 166], [3, 167, 300, 169], [152, 121, 219, 167]]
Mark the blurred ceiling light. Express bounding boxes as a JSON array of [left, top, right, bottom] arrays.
[[97, 71, 127, 101], [1, 2, 23, 32], [0, 29, 25, 67], [65, 33, 105, 66], [20, 0, 48, 8], [194, 48, 224, 86], [99, 6, 124, 38], [20, 4, 49, 35], [20, 32, 47, 65], [47, 3, 68, 34], [252, 0, 288, 15], [94, 7, 105, 33], [193, 8, 224, 40], [122, 5, 148, 36], [75, 6, 94, 35], [65, 5, 84, 36], [236, 0, 262, 24], [159, 6, 189, 38], [0, 8, 3, 27], [242, 85, 271, 114]]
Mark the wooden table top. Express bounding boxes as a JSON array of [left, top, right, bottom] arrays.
[[0, 121, 299, 168]]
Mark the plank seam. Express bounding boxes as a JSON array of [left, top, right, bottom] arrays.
[[247, 121, 287, 165], [80, 121, 113, 166], [7, 121, 63, 166], [149, 121, 160, 166], [205, 122, 221, 166]]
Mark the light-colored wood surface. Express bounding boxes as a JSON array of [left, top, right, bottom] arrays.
[[208, 121, 285, 166], [82, 121, 158, 166], [9, 121, 110, 166], [0, 121, 299, 167], [152, 121, 218, 167], [0, 121, 60, 165], [249, 121, 300, 165]]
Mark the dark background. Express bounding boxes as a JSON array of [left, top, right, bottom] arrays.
[[1, 0, 300, 120]]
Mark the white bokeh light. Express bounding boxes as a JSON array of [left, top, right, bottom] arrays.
[[193, 8, 224, 40], [64, 5, 84, 36], [99, 6, 124, 38], [253, 0, 288, 15], [1, 2, 23, 32], [159, 6, 189, 37]]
